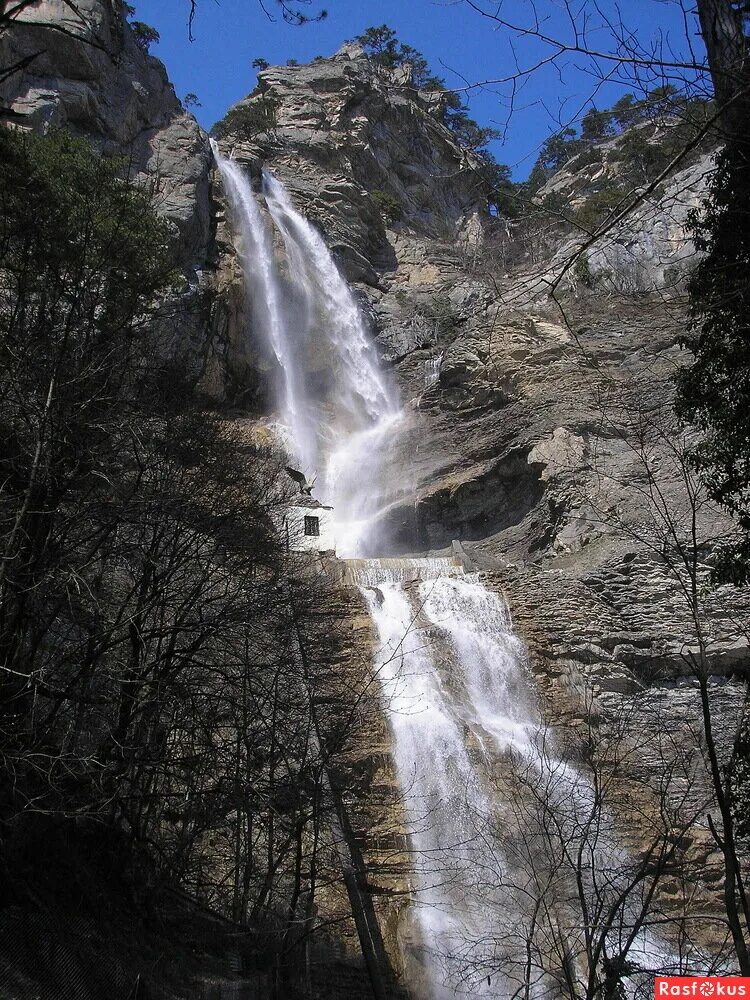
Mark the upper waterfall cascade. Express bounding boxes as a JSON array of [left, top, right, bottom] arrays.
[[213, 142, 403, 557], [214, 149, 679, 999], [211, 141, 314, 465]]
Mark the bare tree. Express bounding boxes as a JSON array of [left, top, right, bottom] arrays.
[[558, 363, 750, 973]]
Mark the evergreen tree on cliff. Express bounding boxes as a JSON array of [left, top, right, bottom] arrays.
[[675, 0, 750, 585]]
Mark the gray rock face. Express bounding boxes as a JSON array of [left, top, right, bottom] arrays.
[[8, 1, 743, 799], [1, 1, 212, 262], [533, 152, 716, 296], [212, 52, 748, 725], [0, 0, 221, 392], [528, 122, 716, 296], [3, 15, 745, 968], [212, 48, 487, 285]]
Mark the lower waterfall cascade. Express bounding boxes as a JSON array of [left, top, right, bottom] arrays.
[[213, 150, 696, 998], [355, 561, 679, 998]]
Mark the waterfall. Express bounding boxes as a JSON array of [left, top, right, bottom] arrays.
[[360, 577, 504, 1000], [261, 171, 403, 557], [359, 567, 673, 998], [211, 141, 317, 470], [214, 145, 403, 555], [424, 355, 442, 387], [214, 149, 677, 998]]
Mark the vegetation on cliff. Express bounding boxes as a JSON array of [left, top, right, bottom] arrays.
[[354, 24, 517, 217], [3, 1, 750, 995], [0, 124, 378, 994]]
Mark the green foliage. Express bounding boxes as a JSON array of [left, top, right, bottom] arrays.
[[481, 158, 521, 217], [539, 190, 568, 215], [355, 24, 400, 65], [444, 109, 501, 151], [252, 57, 270, 71], [0, 125, 176, 785], [612, 93, 639, 129], [567, 145, 604, 172], [353, 25, 454, 100], [573, 253, 594, 288], [184, 92, 201, 108], [540, 129, 584, 172], [610, 128, 668, 179], [647, 84, 679, 113], [211, 96, 280, 141], [581, 107, 614, 143], [395, 42, 430, 87], [420, 73, 450, 92], [0, 127, 173, 351], [574, 184, 628, 230], [354, 23, 511, 212], [371, 189, 403, 223], [526, 87, 710, 197], [355, 25, 430, 87], [418, 294, 461, 342], [130, 20, 159, 52], [675, 147, 750, 584]]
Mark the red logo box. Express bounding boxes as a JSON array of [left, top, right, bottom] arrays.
[[655, 979, 750, 998]]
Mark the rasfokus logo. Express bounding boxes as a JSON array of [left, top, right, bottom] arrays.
[[655, 979, 750, 998]]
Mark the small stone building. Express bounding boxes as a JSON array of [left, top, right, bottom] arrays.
[[281, 496, 335, 553]]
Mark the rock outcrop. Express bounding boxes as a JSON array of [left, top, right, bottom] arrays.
[[531, 149, 716, 295], [1, 1, 212, 259], [211, 47, 748, 734], [0, 0, 219, 388], [212, 43, 487, 284], [4, 8, 741, 709], [4, 14, 746, 985]]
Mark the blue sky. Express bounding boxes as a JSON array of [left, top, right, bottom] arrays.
[[135, 0, 705, 179]]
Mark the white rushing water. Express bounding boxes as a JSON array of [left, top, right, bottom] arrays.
[[215, 149, 676, 998], [424, 355, 442, 388], [262, 171, 403, 556], [359, 568, 673, 998], [360, 577, 504, 999], [211, 141, 317, 468], [214, 146, 403, 555], [359, 570, 535, 997]]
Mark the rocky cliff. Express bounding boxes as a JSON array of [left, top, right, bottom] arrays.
[[210, 46, 748, 711], [0, 0, 219, 383], [209, 42, 491, 396], [5, 5, 743, 700], [2, 9, 747, 991], [210, 53, 749, 981]]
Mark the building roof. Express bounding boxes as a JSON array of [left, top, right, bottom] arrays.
[[287, 496, 333, 511]]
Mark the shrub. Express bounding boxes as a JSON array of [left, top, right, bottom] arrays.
[[573, 253, 594, 288], [211, 96, 280, 141], [130, 20, 159, 52], [568, 145, 604, 172], [575, 184, 629, 230], [371, 189, 403, 223], [540, 190, 569, 216], [419, 294, 461, 342]]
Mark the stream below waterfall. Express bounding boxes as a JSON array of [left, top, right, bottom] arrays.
[[212, 146, 683, 998]]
